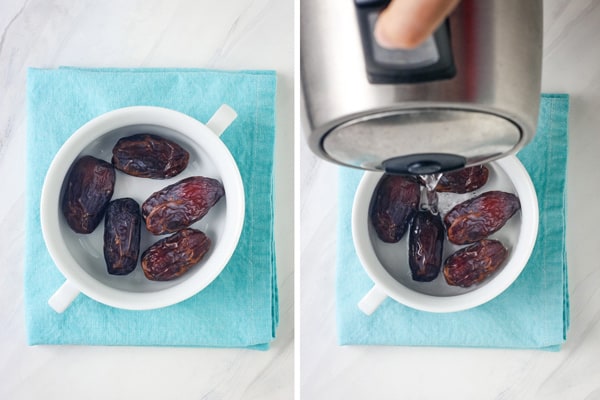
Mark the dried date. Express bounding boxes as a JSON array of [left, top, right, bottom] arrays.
[[370, 174, 420, 243], [141, 228, 211, 281], [103, 198, 142, 275], [443, 239, 508, 287], [435, 165, 489, 193], [409, 211, 445, 282], [142, 176, 225, 235], [61, 155, 116, 234], [112, 134, 190, 179], [444, 191, 520, 245]]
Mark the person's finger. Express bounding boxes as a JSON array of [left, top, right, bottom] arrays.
[[374, 0, 460, 49]]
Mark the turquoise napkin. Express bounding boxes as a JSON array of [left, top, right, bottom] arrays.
[[337, 94, 569, 351], [25, 67, 278, 349]]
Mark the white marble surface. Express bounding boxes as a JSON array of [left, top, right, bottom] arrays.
[[0, 1, 293, 399], [300, 1, 600, 399]]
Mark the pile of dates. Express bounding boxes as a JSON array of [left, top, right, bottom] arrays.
[[370, 165, 521, 288], [61, 133, 224, 281]]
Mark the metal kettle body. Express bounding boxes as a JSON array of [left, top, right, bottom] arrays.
[[301, 0, 543, 175]]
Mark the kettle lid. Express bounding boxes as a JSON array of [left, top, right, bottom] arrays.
[[321, 108, 522, 174]]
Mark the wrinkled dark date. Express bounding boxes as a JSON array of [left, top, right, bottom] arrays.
[[443, 239, 508, 287], [103, 198, 142, 275], [61, 155, 116, 234], [112, 134, 190, 179], [409, 211, 445, 282], [434, 165, 489, 193], [444, 190, 521, 245], [141, 228, 211, 281], [142, 176, 225, 235], [370, 174, 420, 243]]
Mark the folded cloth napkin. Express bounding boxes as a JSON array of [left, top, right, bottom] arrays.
[[25, 67, 278, 349], [337, 94, 569, 351]]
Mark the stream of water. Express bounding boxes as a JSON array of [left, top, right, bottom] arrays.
[[419, 173, 443, 214]]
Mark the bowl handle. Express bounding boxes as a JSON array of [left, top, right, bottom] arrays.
[[206, 104, 238, 137], [358, 285, 388, 315], [48, 280, 80, 313]]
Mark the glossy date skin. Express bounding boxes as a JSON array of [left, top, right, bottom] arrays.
[[141, 228, 211, 281], [444, 190, 521, 245], [103, 198, 142, 275], [409, 211, 445, 282], [435, 165, 489, 193], [142, 176, 225, 235], [112, 134, 190, 179], [61, 155, 116, 234], [443, 239, 508, 287], [370, 174, 420, 243]]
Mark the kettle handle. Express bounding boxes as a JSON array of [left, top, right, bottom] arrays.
[[354, 0, 456, 84]]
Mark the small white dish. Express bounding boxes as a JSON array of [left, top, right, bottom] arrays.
[[353, 156, 538, 314], [41, 105, 244, 313]]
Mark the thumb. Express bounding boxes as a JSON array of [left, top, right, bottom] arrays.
[[374, 0, 460, 49]]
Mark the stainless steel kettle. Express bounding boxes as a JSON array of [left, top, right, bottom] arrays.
[[301, 0, 543, 175]]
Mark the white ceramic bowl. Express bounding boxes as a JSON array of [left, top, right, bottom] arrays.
[[41, 105, 244, 312], [353, 156, 538, 314]]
